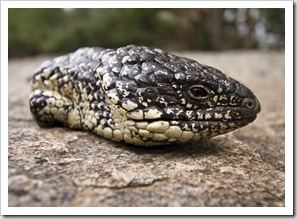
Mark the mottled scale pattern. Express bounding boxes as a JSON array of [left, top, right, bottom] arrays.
[[30, 45, 261, 146]]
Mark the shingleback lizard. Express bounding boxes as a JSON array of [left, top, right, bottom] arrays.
[[30, 45, 261, 146]]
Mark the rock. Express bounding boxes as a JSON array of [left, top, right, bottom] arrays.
[[8, 51, 285, 207]]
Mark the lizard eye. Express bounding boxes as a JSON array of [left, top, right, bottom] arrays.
[[188, 85, 209, 100]]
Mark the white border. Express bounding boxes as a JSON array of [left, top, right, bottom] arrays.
[[1, 1, 293, 216], [284, 0, 294, 213], [0, 0, 292, 8]]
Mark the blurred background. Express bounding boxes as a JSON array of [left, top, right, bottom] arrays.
[[8, 8, 285, 57]]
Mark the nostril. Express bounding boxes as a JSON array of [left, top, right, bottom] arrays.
[[247, 101, 253, 108], [242, 97, 261, 113], [242, 98, 254, 108]]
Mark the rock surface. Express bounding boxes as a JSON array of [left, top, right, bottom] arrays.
[[8, 50, 285, 207]]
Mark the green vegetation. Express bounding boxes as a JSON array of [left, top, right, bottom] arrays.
[[8, 8, 285, 57]]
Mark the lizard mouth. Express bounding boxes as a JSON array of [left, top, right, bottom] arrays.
[[133, 113, 257, 124], [134, 113, 257, 133], [159, 106, 259, 123], [128, 111, 258, 146], [122, 104, 259, 146]]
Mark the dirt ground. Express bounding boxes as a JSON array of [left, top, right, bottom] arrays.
[[7, 50, 285, 207]]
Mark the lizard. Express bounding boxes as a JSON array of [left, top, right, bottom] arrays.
[[29, 45, 261, 146]]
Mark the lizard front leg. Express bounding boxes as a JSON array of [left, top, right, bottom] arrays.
[[29, 89, 81, 129]]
